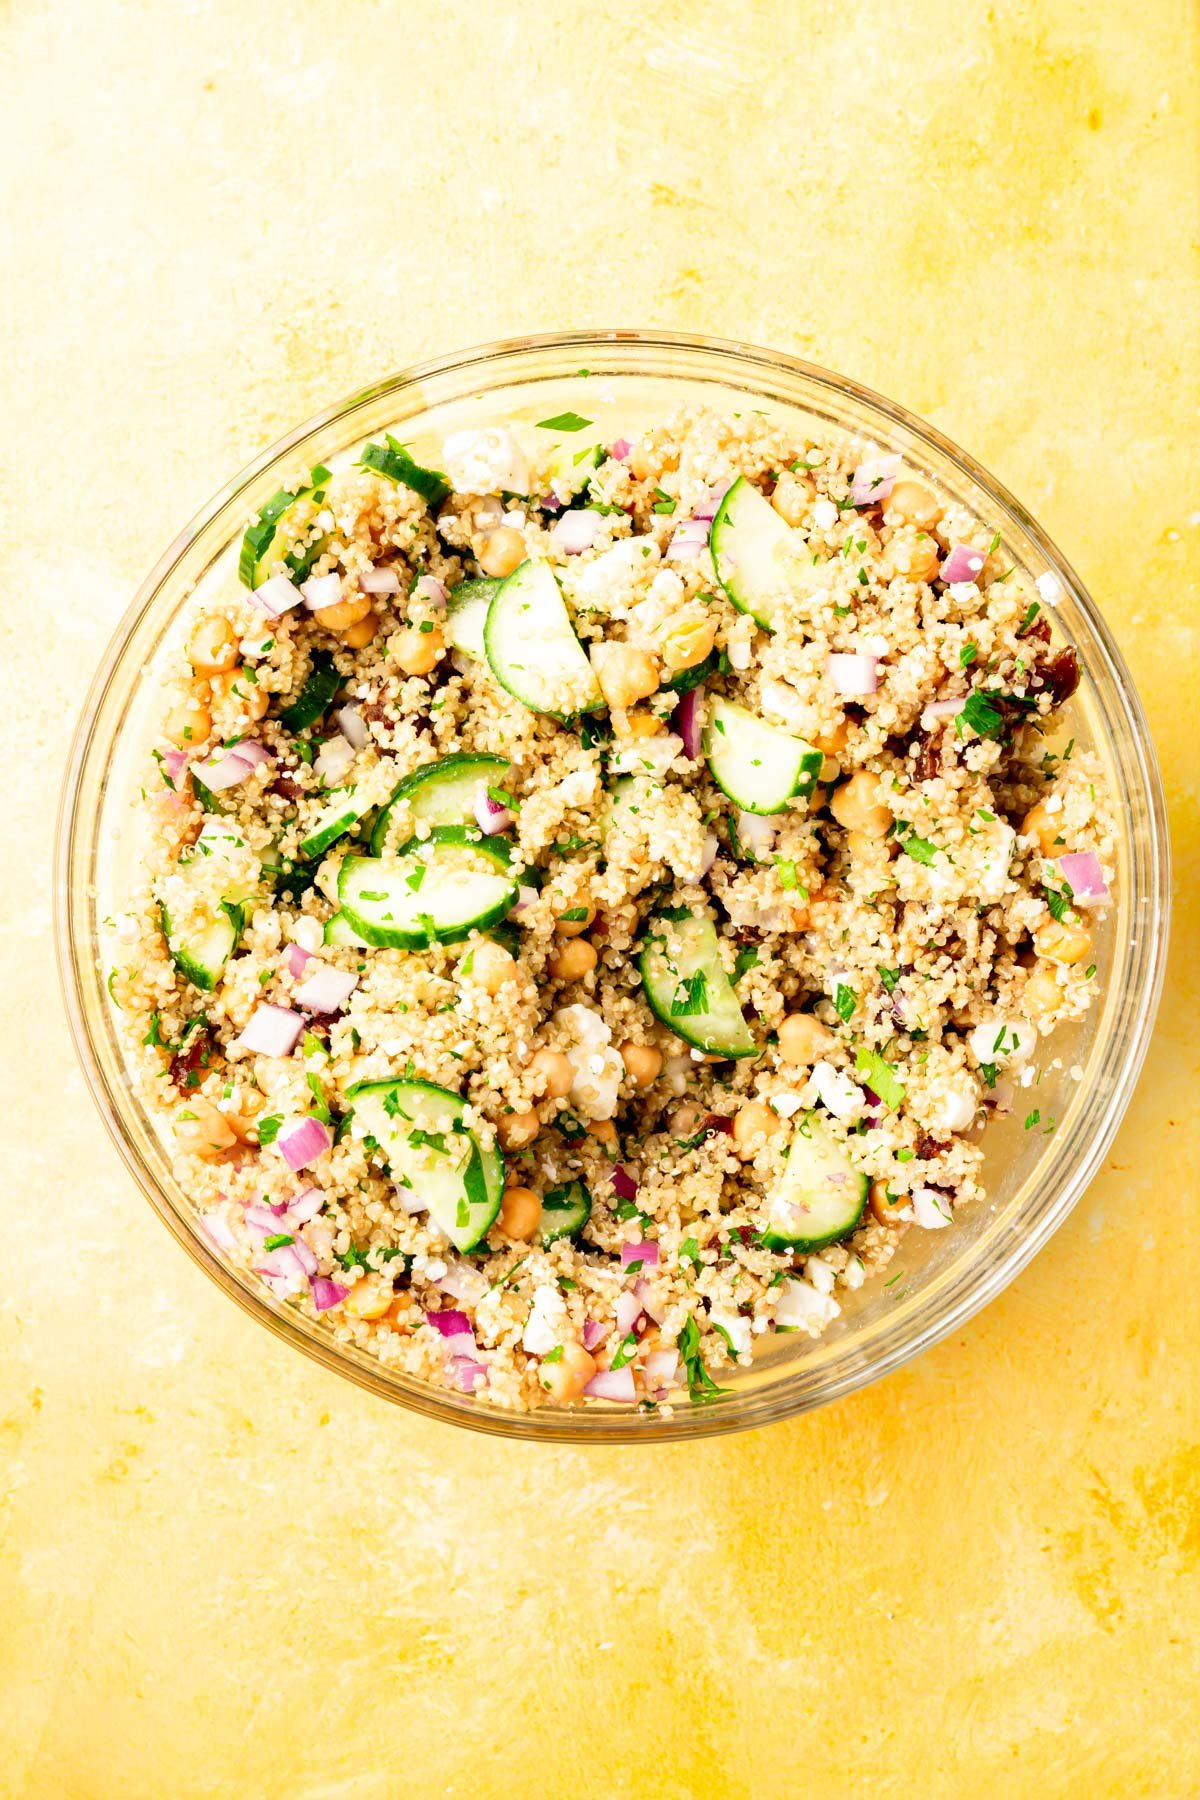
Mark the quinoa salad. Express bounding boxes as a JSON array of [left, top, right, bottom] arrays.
[[107, 404, 1115, 1412]]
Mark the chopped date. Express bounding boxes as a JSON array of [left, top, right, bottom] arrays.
[[916, 1134, 951, 1160], [170, 1025, 216, 1091]]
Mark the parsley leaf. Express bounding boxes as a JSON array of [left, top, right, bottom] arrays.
[[537, 411, 591, 432]]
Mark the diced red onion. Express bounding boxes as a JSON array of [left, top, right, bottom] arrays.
[[258, 1243, 305, 1281], [398, 1188, 428, 1217], [615, 1289, 645, 1337], [435, 1262, 487, 1306], [672, 685, 704, 760], [538, 493, 563, 515], [550, 509, 603, 556], [277, 1116, 332, 1172], [736, 811, 777, 858], [633, 1277, 665, 1324], [826, 652, 879, 696], [194, 741, 272, 791], [236, 1003, 305, 1058], [849, 454, 901, 507], [583, 1365, 637, 1403], [473, 783, 513, 835], [244, 1202, 287, 1238], [693, 480, 734, 524], [253, 572, 305, 618], [923, 697, 966, 724], [295, 963, 359, 1014], [512, 883, 539, 914], [281, 943, 313, 979], [610, 1164, 639, 1202], [666, 516, 712, 561], [699, 833, 719, 876], [941, 543, 987, 585], [452, 1357, 489, 1392], [287, 1185, 324, 1223], [360, 564, 401, 595], [311, 1275, 348, 1311], [161, 748, 189, 789], [643, 1348, 678, 1385], [611, 438, 631, 461], [1057, 851, 1109, 906], [199, 1210, 236, 1252], [314, 734, 356, 788], [412, 574, 448, 609], [290, 1235, 318, 1278], [620, 1239, 659, 1271], [582, 1319, 607, 1352], [426, 1308, 472, 1339], [987, 1077, 1015, 1115], [338, 703, 369, 750], [301, 571, 343, 612]]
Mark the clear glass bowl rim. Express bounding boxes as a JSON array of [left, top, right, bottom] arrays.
[[54, 328, 1171, 1443]]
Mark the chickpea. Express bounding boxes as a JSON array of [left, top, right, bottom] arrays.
[[1025, 961, 1064, 1019], [499, 1185, 542, 1240], [884, 480, 942, 530], [669, 1101, 707, 1138], [344, 1277, 394, 1320], [819, 754, 841, 784], [210, 667, 269, 722], [830, 770, 892, 838], [1034, 917, 1092, 966], [778, 1012, 836, 1066], [732, 1100, 780, 1157], [554, 897, 596, 937], [547, 938, 597, 982], [812, 718, 849, 756], [392, 622, 444, 676], [164, 684, 212, 748], [466, 939, 515, 995], [592, 643, 660, 710], [588, 1118, 619, 1150], [623, 709, 662, 741], [313, 591, 372, 633], [869, 1179, 905, 1228], [188, 614, 238, 677], [659, 612, 717, 674], [497, 1109, 540, 1151], [627, 444, 655, 482], [478, 526, 526, 578], [173, 1096, 236, 1158], [1021, 801, 1063, 854], [620, 1042, 663, 1088], [386, 1295, 417, 1332], [887, 531, 941, 583], [528, 1048, 574, 1100], [540, 1339, 596, 1401], [771, 471, 814, 527], [341, 609, 379, 649]]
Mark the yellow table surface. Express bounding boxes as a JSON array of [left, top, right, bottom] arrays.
[[3, 2, 1197, 1794]]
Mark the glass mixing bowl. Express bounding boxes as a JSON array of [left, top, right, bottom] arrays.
[[55, 331, 1170, 1442]]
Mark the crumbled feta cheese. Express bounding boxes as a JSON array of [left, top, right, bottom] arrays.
[[759, 677, 809, 732], [554, 1004, 623, 1118], [726, 638, 752, 670], [565, 538, 658, 615], [912, 1188, 953, 1229], [840, 1256, 865, 1291], [610, 734, 684, 780], [805, 1255, 836, 1295], [442, 427, 529, 497], [927, 1076, 979, 1136], [810, 1061, 864, 1121], [1036, 571, 1062, 605], [770, 1091, 807, 1118], [710, 1310, 752, 1356], [812, 498, 838, 530], [775, 1277, 841, 1333], [967, 1017, 1035, 1068], [522, 1285, 568, 1355]]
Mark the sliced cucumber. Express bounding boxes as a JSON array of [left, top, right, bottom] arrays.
[[278, 651, 340, 732], [662, 648, 720, 694], [238, 463, 332, 589], [710, 476, 799, 630], [298, 785, 374, 860], [484, 559, 603, 720], [339, 827, 517, 949], [537, 1179, 591, 1244], [357, 436, 450, 507], [704, 698, 822, 816], [761, 1113, 868, 1251], [370, 752, 513, 856], [445, 578, 501, 660], [346, 1077, 504, 1253], [639, 909, 756, 1059], [323, 910, 371, 949], [162, 900, 243, 993]]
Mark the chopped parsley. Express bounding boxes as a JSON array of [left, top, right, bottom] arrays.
[[670, 970, 709, 1018], [677, 1315, 726, 1403], [855, 1046, 906, 1111], [256, 1114, 283, 1146], [955, 691, 1005, 740], [536, 411, 591, 433], [833, 981, 857, 1023], [732, 945, 760, 985]]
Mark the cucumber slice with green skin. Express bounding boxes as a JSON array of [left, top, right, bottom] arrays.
[[346, 1077, 504, 1253], [484, 560, 604, 720], [710, 475, 799, 631], [704, 698, 823, 816], [445, 578, 500, 660], [323, 910, 371, 949], [339, 827, 517, 949], [278, 651, 340, 732], [357, 436, 450, 507], [537, 1179, 591, 1244], [238, 464, 332, 589], [639, 909, 756, 1059], [661, 648, 720, 694], [761, 1113, 868, 1251], [162, 901, 243, 993], [298, 786, 374, 860], [369, 752, 513, 856]]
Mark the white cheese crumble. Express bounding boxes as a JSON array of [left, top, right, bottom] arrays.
[[441, 427, 529, 497], [912, 1188, 953, 1229], [810, 1061, 864, 1121]]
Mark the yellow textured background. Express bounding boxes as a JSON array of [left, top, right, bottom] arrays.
[[2, 2, 1198, 1794]]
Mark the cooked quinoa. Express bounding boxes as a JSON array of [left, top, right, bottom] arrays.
[[107, 405, 1115, 1412]]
